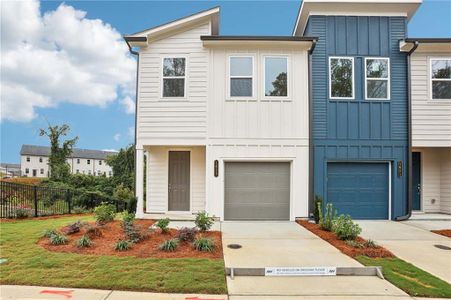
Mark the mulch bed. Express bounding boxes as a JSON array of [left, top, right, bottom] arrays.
[[38, 219, 223, 259], [297, 220, 394, 258], [0, 213, 94, 223], [431, 229, 451, 238]]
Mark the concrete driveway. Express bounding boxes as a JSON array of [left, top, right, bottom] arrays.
[[357, 220, 451, 283], [222, 222, 407, 299]]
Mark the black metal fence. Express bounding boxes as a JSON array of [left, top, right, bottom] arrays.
[[0, 181, 132, 218]]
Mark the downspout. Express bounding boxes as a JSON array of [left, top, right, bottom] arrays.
[[395, 40, 419, 221], [308, 39, 317, 219]]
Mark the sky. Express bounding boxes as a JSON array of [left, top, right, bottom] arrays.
[[1, 0, 450, 163]]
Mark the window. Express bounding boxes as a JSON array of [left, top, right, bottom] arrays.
[[264, 56, 288, 98], [39, 157, 43, 163], [431, 58, 451, 100], [365, 58, 390, 100], [88, 170, 91, 175], [109, 171, 112, 176], [26, 157, 30, 162], [98, 171, 101, 176], [329, 57, 354, 99], [229, 56, 254, 98], [40, 169, 44, 174], [87, 159, 90, 165], [25, 168, 29, 174], [77, 158, 80, 164], [76, 169, 79, 174], [99, 160, 102, 165], [162, 57, 186, 98]]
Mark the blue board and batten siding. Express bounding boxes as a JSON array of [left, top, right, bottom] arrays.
[[305, 16, 408, 219]]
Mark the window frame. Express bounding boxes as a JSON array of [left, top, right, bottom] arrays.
[[87, 159, 90, 165], [329, 56, 355, 100], [26, 157, 30, 162], [160, 55, 188, 100], [430, 57, 451, 101], [262, 55, 291, 101], [364, 57, 391, 101], [39, 157, 43, 163], [227, 54, 256, 101]]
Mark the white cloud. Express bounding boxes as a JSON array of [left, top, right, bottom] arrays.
[[0, 0, 136, 122], [121, 96, 135, 114], [113, 133, 121, 142], [102, 148, 119, 152]]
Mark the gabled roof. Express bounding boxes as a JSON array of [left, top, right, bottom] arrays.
[[20, 145, 117, 160], [293, 0, 422, 36], [124, 6, 220, 47]]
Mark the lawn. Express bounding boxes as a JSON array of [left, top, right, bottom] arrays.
[[0, 216, 227, 294], [357, 256, 451, 298]]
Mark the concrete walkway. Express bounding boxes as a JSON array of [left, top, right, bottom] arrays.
[[357, 220, 451, 283], [221, 222, 408, 298]]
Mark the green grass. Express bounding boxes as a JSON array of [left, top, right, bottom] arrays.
[[0, 216, 227, 294], [357, 256, 451, 298]]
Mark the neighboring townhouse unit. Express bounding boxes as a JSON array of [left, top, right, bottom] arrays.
[[400, 39, 451, 214], [125, 7, 316, 220], [20, 145, 116, 178], [0, 163, 21, 178], [293, 0, 422, 220]]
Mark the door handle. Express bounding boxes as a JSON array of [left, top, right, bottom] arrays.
[[417, 184, 421, 193]]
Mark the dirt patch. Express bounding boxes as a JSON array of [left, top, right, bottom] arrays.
[[38, 219, 223, 259], [0, 213, 94, 223], [392, 271, 435, 288], [1, 177, 43, 185], [297, 220, 394, 258], [431, 230, 451, 238]]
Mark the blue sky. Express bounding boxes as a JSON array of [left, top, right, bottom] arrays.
[[1, 0, 450, 163]]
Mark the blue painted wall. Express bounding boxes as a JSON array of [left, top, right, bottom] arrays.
[[305, 16, 409, 219]]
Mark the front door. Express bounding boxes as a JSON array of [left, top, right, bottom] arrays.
[[412, 152, 421, 211], [32, 169, 37, 177], [168, 151, 190, 211]]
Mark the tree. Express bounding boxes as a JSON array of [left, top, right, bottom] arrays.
[[106, 144, 135, 190], [269, 72, 287, 97], [39, 124, 78, 181]]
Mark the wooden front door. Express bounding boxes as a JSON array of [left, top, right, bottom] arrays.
[[168, 151, 190, 211]]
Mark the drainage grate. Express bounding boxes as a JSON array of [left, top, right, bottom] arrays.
[[434, 244, 451, 250], [227, 244, 242, 249]]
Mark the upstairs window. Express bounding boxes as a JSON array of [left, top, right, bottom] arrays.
[[431, 58, 451, 100], [162, 57, 186, 98], [229, 56, 254, 98], [365, 58, 390, 100], [329, 57, 354, 99], [77, 158, 80, 164], [87, 159, 91, 165], [99, 160, 102, 165], [26, 157, 30, 162], [39, 157, 43, 163], [264, 56, 288, 98]]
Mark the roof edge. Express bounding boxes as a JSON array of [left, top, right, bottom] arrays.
[[201, 35, 318, 42]]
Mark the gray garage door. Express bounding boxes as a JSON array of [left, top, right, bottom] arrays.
[[224, 162, 290, 220]]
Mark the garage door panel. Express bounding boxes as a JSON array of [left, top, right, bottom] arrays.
[[327, 162, 389, 220], [224, 162, 290, 220]]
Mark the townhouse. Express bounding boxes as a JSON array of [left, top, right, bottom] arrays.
[[125, 0, 450, 220]]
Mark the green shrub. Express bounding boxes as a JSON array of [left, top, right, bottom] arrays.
[[94, 203, 116, 224], [85, 224, 102, 237], [159, 239, 178, 252], [15, 208, 30, 219], [49, 233, 68, 245], [318, 202, 337, 231], [120, 211, 135, 226], [155, 218, 170, 233], [313, 195, 323, 224], [64, 221, 81, 234], [333, 214, 362, 240], [364, 239, 378, 248], [176, 227, 198, 242], [195, 211, 214, 232], [77, 235, 92, 248], [42, 229, 57, 238], [345, 239, 364, 248], [193, 236, 215, 252], [123, 223, 145, 243], [72, 206, 91, 214], [115, 240, 130, 251]]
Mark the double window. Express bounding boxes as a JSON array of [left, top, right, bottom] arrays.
[[431, 58, 451, 100], [162, 57, 186, 98]]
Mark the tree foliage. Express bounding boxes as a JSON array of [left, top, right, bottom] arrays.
[[106, 144, 135, 190], [269, 72, 287, 97], [39, 124, 78, 181]]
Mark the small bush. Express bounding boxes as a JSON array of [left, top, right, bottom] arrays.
[[115, 240, 130, 251], [123, 223, 146, 243], [77, 235, 92, 248], [159, 239, 178, 252], [42, 229, 57, 238], [155, 218, 170, 233], [319, 202, 337, 231], [333, 214, 362, 240], [345, 239, 364, 248], [49, 233, 68, 245], [85, 224, 102, 238], [64, 221, 81, 234], [364, 239, 378, 248], [94, 203, 116, 225], [195, 211, 214, 232], [176, 227, 198, 242], [121, 211, 135, 226], [193, 236, 215, 252], [15, 208, 30, 219], [72, 206, 91, 214], [313, 195, 323, 224]]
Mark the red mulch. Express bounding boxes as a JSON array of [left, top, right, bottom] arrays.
[[431, 229, 451, 238], [1, 177, 43, 185], [0, 213, 94, 223], [38, 219, 223, 259], [297, 220, 394, 258]]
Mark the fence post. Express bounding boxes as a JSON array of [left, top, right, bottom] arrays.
[[66, 189, 71, 214], [33, 186, 38, 217]]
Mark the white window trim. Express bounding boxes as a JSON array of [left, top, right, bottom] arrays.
[[430, 57, 451, 101], [262, 55, 291, 101], [329, 56, 355, 100], [227, 55, 256, 101], [160, 55, 188, 100], [364, 57, 391, 101]]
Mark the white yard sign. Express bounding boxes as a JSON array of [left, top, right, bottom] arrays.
[[265, 267, 337, 276]]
